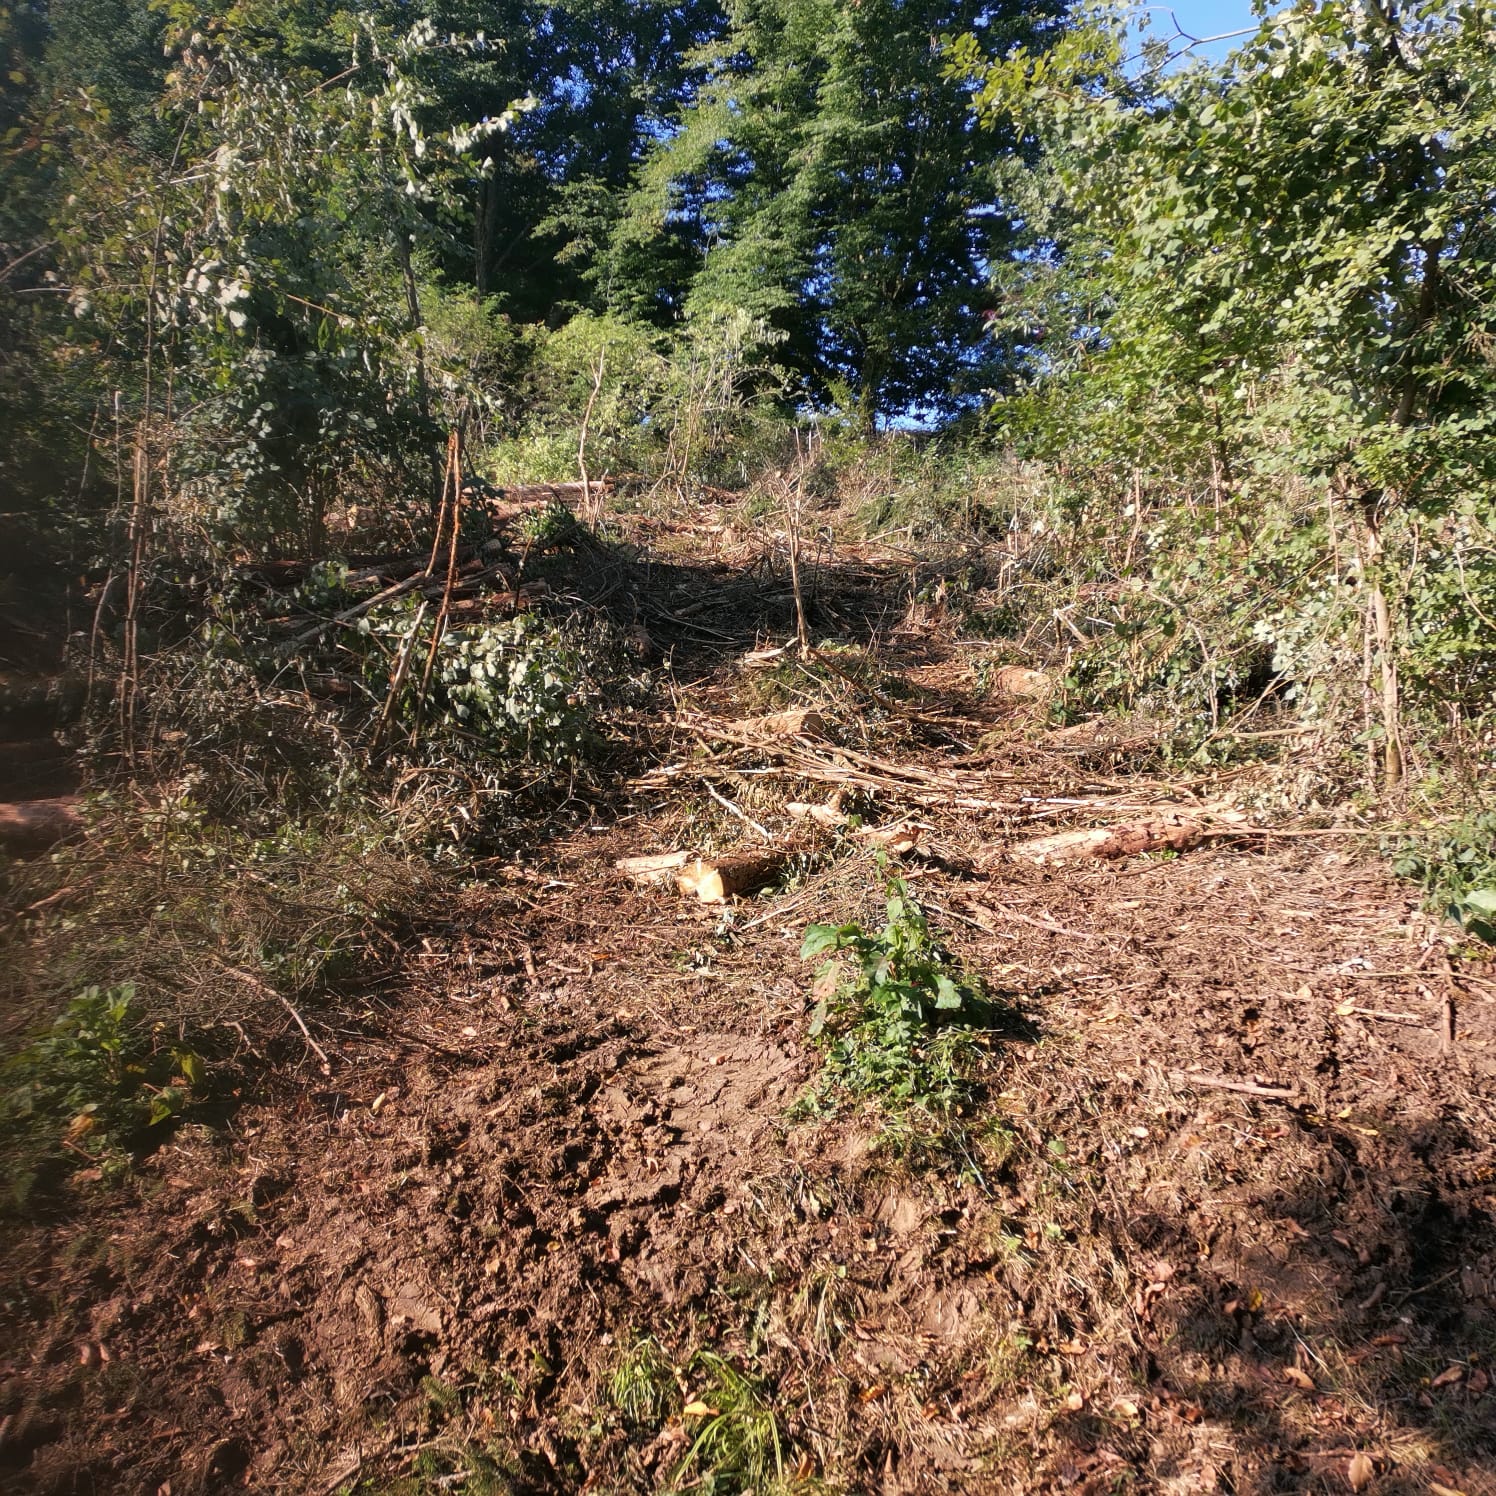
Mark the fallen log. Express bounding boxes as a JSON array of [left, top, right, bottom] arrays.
[[0, 796, 84, 853], [490, 480, 611, 507], [727, 707, 827, 740], [1010, 814, 1203, 866], [677, 851, 790, 904], [615, 850, 692, 885]]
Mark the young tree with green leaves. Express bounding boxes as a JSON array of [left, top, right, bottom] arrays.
[[957, 0, 1496, 785]]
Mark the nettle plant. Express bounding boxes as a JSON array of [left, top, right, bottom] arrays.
[[800, 878, 991, 1110]]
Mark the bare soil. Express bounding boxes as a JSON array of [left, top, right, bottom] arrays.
[[3, 532, 1494, 1496]]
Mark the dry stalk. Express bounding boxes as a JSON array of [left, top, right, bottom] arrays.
[[578, 344, 606, 528]]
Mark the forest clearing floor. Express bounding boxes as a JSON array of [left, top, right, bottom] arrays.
[[3, 512, 1496, 1496]]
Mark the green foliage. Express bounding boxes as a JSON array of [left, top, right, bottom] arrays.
[[947, 0, 1496, 773], [800, 878, 991, 1111], [1, 983, 206, 1205], [485, 307, 791, 491], [8, 8, 532, 553], [962, 0, 1496, 507], [610, 0, 1065, 425], [436, 615, 600, 762], [517, 499, 583, 548], [609, 1335, 673, 1426], [673, 1352, 785, 1496], [346, 605, 609, 769], [487, 312, 671, 484], [1392, 813, 1496, 945]]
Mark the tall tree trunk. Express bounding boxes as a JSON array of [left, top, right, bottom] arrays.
[[475, 167, 501, 297], [397, 231, 444, 517]]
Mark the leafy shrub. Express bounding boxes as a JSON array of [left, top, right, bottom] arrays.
[[437, 614, 600, 763], [517, 498, 582, 548], [1, 983, 205, 1206], [1391, 812, 1496, 945], [800, 879, 991, 1111]]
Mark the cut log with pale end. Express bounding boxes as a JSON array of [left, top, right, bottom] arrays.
[[676, 851, 790, 903], [727, 708, 826, 740], [992, 665, 1053, 700], [614, 850, 692, 884], [1010, 815, 1203, 867], [0, 796, 84, 853], [786, 799, 847, 827]]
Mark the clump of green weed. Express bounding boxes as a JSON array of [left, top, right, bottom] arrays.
[[609, 1335, 673, 1425], [673, 1351, 785, 1495], [517, 497, 583, 548], [1391, 810, 1496, 944], [798, 878, 993, 1114], [1, 982, 205, 1208]]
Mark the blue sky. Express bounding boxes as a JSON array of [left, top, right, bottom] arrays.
[[1141, 0, 1269, 60]]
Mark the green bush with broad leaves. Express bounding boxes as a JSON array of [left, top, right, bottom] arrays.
[[1392, 813, 1496, 946], [953, 0, 1496, 792], [437, 615, 600, 763], [800, 879, 990, 1111]]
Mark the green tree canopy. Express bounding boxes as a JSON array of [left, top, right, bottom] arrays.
[[607, 0, 1067, 427], [960, 0, 1496, 509]]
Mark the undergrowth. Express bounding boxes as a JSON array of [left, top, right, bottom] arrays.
[[797, 876, 995, 1119], [1391, 810, 1496, 945], [0, 983, 205, 1211], [673, 1351, 786, 1495]]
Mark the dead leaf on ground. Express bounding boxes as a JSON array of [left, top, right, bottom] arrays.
[[1282, 1366, 1316, 1391], [1430, 1365, 1465, 1389], [1347, 1451, 1374, 1491]]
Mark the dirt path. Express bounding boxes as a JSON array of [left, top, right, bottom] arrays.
[[4, 802, 1494, 1494], [1, 527, 1493, 1494]]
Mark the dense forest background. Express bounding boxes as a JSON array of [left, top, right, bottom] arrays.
[[5, 7, 1496, 1492], [4, 0, 1495, 786], [3, 0, 1496, 1072]]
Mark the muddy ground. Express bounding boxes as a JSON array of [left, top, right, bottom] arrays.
[[2, 533, 1494, 1496]]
